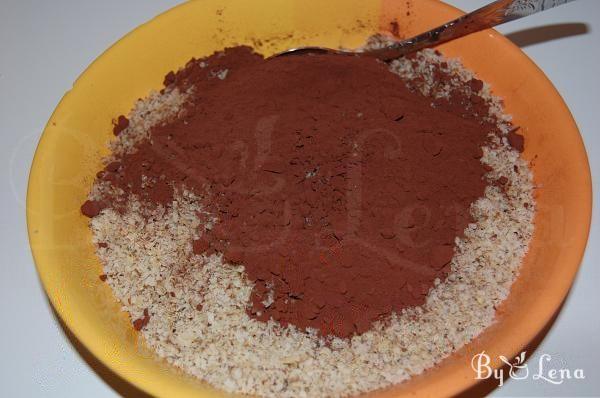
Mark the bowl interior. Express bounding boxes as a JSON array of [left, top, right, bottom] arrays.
[[27, 0, 591, 396]]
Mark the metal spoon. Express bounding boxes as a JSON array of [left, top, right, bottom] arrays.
[[273, 0, 577, 60]]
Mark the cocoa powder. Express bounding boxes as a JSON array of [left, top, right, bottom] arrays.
[[133, 308, 150, 331], [87, 47, 504, 338], [113, 115, 129, 136], [508, 127, 525, 152]]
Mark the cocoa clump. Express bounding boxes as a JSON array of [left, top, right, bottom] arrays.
[[97, 47, 504, 338], [507, 128, 525, 152], [469, 78, 484, 93], [113, 115, 129, 136], [133, 308, 150, 331], [81, 200, 106, 218]]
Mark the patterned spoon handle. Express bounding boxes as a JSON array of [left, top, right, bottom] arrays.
[[369, 0, 578, 60]]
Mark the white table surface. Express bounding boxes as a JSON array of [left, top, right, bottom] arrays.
[[1, 1, 598, 396]]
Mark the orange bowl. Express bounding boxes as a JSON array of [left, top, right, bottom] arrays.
[[27, 0, 591, 397]]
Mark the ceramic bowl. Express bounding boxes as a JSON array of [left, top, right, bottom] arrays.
[[28, 0, 592, 396]]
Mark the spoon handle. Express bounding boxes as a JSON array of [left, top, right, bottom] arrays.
[[369, 0, 577, 60]]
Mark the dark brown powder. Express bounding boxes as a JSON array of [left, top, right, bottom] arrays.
[[87, 47, 502, 338], [133, 308, 150, 331], [81, 199, 107, 218], [508, 128, 525, 152], [113, 115, 129, 136]]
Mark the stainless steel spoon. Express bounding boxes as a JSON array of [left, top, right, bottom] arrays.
[[273, 0, 577, 60]]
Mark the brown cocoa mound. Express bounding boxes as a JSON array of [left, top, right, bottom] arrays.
[[508, 128, 525, 152], [91, 47, 500, 338]]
